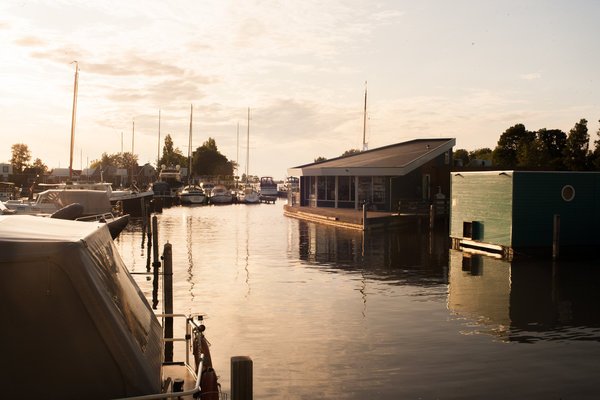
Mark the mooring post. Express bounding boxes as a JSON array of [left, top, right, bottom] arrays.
[[362, 202, 367, 231], [151, 216, 160, 308], [163, 242, 173, 362], [553, 214, 560, 260], [429, 203, 435, 231], [231, 356, 253, 400]]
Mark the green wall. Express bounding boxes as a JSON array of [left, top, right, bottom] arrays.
[[513, 172, 600, 247], [450, 172, 513, 247]]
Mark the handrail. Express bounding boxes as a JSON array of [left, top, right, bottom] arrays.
[[114, 314, 207, 400], [113, 355, 204, 400]]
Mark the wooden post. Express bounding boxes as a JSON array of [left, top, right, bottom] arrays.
[[429, 203, 435, 231], [553, 214, 560, 260], [231, 356, 253, 400], [362, 202, 367, 231], [163, 242, 173, 362], [151, 216, 160, 309]]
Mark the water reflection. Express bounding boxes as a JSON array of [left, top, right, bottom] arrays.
[[448, 250, 600, 342], [297, 221, 449, 286]]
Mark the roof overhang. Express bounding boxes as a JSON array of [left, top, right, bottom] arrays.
[[288, 138, 455, 177]]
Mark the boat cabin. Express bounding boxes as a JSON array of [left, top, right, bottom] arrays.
[[0, 216, 163, 398]]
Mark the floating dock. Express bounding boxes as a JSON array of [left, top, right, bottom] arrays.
[[283, 204, 438, 231]]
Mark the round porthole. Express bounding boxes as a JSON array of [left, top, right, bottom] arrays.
[[561, 185, 575, 202]]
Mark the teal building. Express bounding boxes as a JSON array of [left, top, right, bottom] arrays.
[[450, 171, 600, 258]]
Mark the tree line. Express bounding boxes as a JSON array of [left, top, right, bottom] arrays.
[[5, 134, 237, 182], [454, 119, 600, 170]]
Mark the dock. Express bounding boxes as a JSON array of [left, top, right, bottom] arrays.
[[283, 204, 435, 231]]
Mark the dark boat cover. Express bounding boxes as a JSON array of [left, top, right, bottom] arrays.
[[0, 215, 162, 399]]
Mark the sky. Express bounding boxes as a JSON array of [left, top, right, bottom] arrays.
[[1, 0, 600, 179]]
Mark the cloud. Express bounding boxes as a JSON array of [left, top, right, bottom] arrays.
[[13, 35, 46, 47], [520, 72, 541, 80]]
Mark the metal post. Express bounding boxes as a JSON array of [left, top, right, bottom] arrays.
[[553, 214, 560, 260], [151, 216, 160, 309], [231, 356, 253, 400], [163, 242, 173, 362]]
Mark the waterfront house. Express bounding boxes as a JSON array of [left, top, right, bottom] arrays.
[[450, 171, 600, 258], [287, 138, 455, 212]]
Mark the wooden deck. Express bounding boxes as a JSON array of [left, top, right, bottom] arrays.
[[283, 204, 429, 230]]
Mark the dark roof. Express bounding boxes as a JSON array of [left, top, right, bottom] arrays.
[[288, 138, 455, 176]]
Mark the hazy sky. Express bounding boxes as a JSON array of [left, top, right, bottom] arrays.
[[2, 0, 599, 179]]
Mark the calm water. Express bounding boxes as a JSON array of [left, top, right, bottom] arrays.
[[115, 200, 600, 399]]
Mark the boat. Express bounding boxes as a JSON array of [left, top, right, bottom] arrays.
[[259, 176, 278, 200], [153, 165, 184, 207], [240, 187, 260, 204], [239, 108, 260, 204], [180, 185, 207, 204], [0, 215, 219, 398], [209, 185, 232, 204], [57, 181, 153, 217], [3, 188, 129, 238]]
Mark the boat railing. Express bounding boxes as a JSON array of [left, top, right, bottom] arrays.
[[115, 314, 208, 400]]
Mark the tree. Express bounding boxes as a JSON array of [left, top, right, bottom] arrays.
[[563, 119, 589, 171], [341, 149, 360, 157], [10, 143, 31, 173], [591, 120, 600, 170], [469, 148, 493, 163], [159, 134, 187, 169], [30, 158, 48, 175], [452, 149, 469, 167], [314, 156, 327, 163], [536, 128, 567, 169], [90, 152, 138, 169], [192, 137, 234, 177], [492, 124, 534, 168]]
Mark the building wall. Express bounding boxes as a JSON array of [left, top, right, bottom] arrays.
[[512, 172, 600, 247], [450, 172, 513, 247]]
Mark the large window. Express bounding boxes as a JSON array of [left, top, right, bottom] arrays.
[[373, 176, 385, 203], [326, 177, 335, 200], [338, 176, 350, 201], [317, 176, 326, 199]]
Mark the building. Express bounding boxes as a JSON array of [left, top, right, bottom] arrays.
[[287, 138, 455, 212], [0, 163, 13, 181], [450, 171, 600, 258]]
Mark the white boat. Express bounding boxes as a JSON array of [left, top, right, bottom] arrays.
[[259, 176, 278, 196], [180, 185, 207, 204], [210, 185, 232, 204], [0, 215, 219, 398], [3, 188, 129, 238], [240, 187, 260, 204], [154, 166, 184, 206]]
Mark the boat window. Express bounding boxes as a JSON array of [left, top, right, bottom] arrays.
[[326, 177, 335, 200], [317, 177, 326, 199], [338, 176, 350, 201]]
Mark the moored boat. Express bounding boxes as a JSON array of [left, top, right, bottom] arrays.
[[240, 187, 260, 204], [180, 185, 207, 204], [259, 176, 278, 197], [0, 215, 219, 399], [210, 185, 232, 204]]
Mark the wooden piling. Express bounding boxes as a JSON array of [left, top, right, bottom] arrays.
[[231, 356, 253, 400], [553, 214, 560, 260], [163, 242, 173, 362], [362, 203, 367, 231], [429, 203, 435, 230]]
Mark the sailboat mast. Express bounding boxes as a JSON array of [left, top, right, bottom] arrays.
[[157, 109, 161, 168], [130, 120, 134, 185], [246, 107, 250, 184], [69, 61, 79, 181], [362, 81, 367, 151], [188, 104, 193, 184]]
